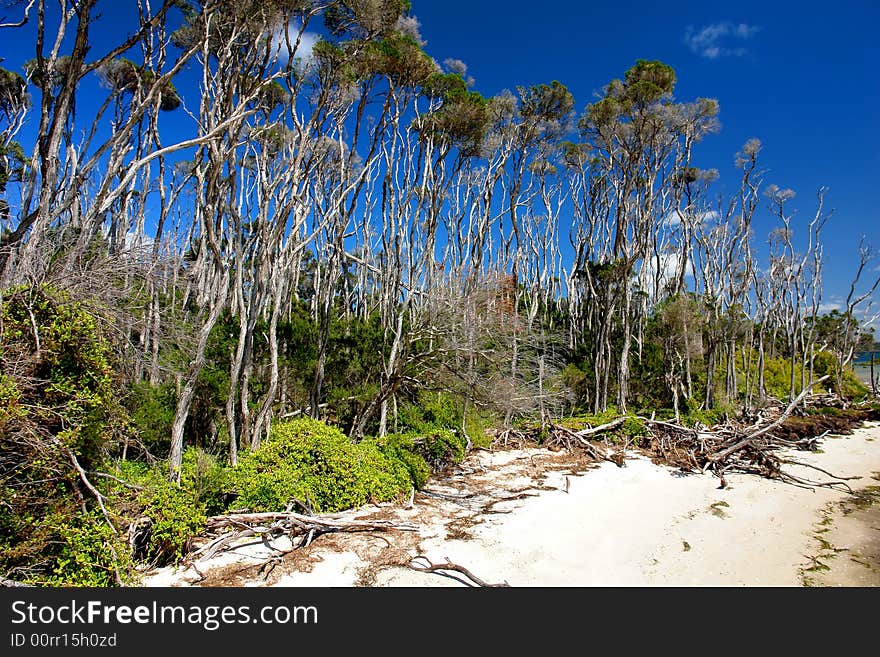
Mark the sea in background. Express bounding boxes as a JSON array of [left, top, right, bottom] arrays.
[[854, 351, 877, 386]]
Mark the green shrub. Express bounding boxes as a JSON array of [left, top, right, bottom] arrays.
[[556, 407, 624, 432], [679, 406, 728, 428], [0, 285, 131, 585], [124, 381, 177, 457], [375, 434, 431, 489], [464, 410, 494, 448], [396, 391, 492, 450], [1, 284, 124, 464], [840, 369, 869, 399], [397, 391, 458, 433], [621, 416, 647, 438], [181, 446, 229, 515], [230, 418, 411, 513], [42, 511, 133, 587], [137, 481, 207, 562], [423, 428, 467, 469]]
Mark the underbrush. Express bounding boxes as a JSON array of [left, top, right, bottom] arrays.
[[229, 418, 412, 513]]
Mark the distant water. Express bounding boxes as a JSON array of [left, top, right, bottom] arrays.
[[853, 352, 876, 385], [853, 365, 873, 385]]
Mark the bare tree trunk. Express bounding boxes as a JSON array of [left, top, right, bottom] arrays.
[[169, 269, 229, 479]]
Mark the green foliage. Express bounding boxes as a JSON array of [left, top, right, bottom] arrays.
[[518, 80, 574, 125], [0, 140, 26, 193], [324, 0, 411, 39], [98, 58, 181, 111], [840, 370, 869, 399], [398, 391, 458, 432], [42, 511, 133, 587], [375, 433, 431, 489], [621, 416, 647, 438], [464, 411, 494, 449], [396, 390, 490, 451], [104, 459, 208, 563], [623, 59, 676, 105], [812, 349, 868, 399], [678, 406, 727, 428], [0, 66, 28, 112], [0, 285, 134, 585], [181, 447, 229, 515], [416, 86, 490, 155], [422, 428, 466, 469], [556, 407, 624, 431], [422, 72, 469, 101], [137, 480, 206, 562], [230, 418, 411, 513], [1, 285, 123, 463], [361, 32, 436, 85], [23, 55, 74, 89], [759, 357, 831, 400], [0, 372, 24, 429], [124, 381, 177, 457], [324, 311, 386, 431], [554, 409, 647, 444]]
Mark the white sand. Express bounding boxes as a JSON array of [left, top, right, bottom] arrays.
[[142, 422, 880, 588]]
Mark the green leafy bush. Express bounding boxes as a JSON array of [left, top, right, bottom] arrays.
[[43, 511, 133, 587], [1, 284, 124, 464], [181, 447, 229, 515], [422, 428, 467, 469], [621, 416, 647, 438], [0, 285, 131, 585], [137, 481, 207, 562], [101, 459, 208, 563], [375, 434, 431, 489], [124, 381, 177, 457], [556, 407, 624, 432], [230, 418, 411, 513]]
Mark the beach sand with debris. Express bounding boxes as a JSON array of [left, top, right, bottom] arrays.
[[142, 422, 880, 588]]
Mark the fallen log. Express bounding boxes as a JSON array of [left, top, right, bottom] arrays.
[[574, 416, 627, 437]]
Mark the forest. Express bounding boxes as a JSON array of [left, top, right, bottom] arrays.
[[0, 0, 878, 586]]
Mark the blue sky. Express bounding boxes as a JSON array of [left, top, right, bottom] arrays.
[[414, 0, 880, 317], [1, 0, 878, 321]]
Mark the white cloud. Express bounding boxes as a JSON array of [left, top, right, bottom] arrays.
[[684, 22, 760, 59], [662, 209, 720, 227], [663, 210, 684, 227], [270, 21, 319, 64], [638, 252, 693, 296], [818, 301, 842, 314]]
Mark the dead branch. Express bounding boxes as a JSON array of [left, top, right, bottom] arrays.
[[57, 439, 118, 535], [709, 375, 829, 463], [776, 459, 861, 482], [409, 556, 510, 587], [187, 511, 419, 563], [574, 416, 627, 437], [1, 577, 33, 587]]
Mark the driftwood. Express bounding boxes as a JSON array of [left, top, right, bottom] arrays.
[[1, 577, 33, 587], [409, 556, 510, 587], [187, 511, 419, 563], [491, 375, 864, 492], [708, 376, 830, 463], [574, 416, 627, 437]]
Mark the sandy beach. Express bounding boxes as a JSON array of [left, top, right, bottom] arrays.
[[143, 421, 880, 588]]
